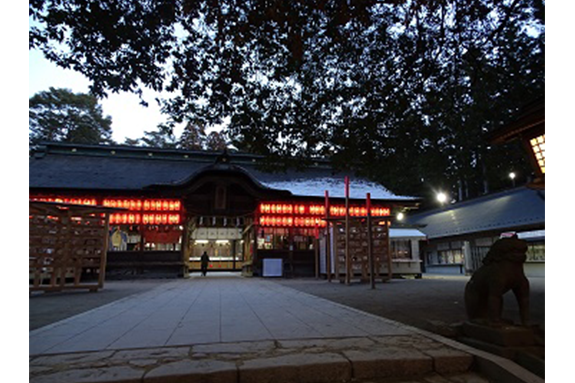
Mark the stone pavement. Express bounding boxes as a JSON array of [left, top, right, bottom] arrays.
[[29, 274, 542, 383]]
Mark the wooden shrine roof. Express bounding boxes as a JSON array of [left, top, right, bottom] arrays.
[[29, 142, 420, 204]]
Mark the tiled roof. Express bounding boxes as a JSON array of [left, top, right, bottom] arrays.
[[405, 187, 544, 239], [29, 142, 419, 202]]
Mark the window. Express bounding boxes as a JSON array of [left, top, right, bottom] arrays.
[[526, 242, 545, 262], [427, 241, 464, 265], [256, 227, 316, 250], [438, 249, 464, 264], [109, 225, 183, 252], [391, 240, 412, 260], [258, 228, 290, 250]]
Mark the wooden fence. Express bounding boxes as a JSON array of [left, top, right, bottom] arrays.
[[29, 201, 117, 293]]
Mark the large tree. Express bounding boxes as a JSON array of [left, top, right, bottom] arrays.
[[29, 87, 113, 148], [30, 0, 544, 199], [124, 123, 177, 148]]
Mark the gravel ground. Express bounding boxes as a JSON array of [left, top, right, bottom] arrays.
[[276, 275, 545, 337], [29, 279, 173, 330]]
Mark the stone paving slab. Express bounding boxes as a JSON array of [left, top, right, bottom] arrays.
[[29, 275, 541, 383], [30, 277, 413, 356]]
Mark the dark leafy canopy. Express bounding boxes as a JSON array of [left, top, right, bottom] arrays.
[[125, 121, 229, 151], [29, 87, 113, 148], [30, 0, 545, 199]]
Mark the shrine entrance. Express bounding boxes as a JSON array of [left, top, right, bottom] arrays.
[[184, 216, 252, 272], [168, 158, 290, 275]]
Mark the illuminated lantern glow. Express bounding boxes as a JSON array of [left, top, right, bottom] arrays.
[[530, 134, 546, 174]]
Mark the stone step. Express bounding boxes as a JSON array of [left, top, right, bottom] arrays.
[[29, 335, 474, 383]]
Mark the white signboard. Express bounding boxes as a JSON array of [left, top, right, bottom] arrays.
[[263, 259, 283, 277]]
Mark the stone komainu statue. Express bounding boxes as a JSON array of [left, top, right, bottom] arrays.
[[464, 235, 530, 326]]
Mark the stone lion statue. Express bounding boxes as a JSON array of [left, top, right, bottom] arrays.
[[464, 235, 530, 326]]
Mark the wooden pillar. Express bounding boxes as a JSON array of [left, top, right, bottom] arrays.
[[252, 218, 259, 276], [345, 176, 350, 285], [232, 239, 237, 271], [99, 212, 110, 288], [314, 235, 319, 279], [325, 191, 332, 282], [288, 226, 294, 277], [367, 193, 375, 289], [61, 209, 72, 289], [180, 218, 190, 277], [386, 219, 392, 281]]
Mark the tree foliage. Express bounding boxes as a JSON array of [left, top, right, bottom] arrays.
[[29, 87, 113, 148], [30, 0, 545, 199], [125, 121, 229, 151]]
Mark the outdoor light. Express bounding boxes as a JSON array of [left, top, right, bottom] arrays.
[[397, 212, 405, 221], [436, 192, 448, 204], [529, 134, 545, 175], [509, 171, 516, 187]]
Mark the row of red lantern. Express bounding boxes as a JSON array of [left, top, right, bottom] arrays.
[[31, 197, 98, 206], [259, 203, 390, 217], [103, 199, 181, 211], [259, 215, 327, 228], [109, 213, 181, 225], [30, 196, 183, 212], [260, 203, 307, 215], [330, 206, 390, 217]]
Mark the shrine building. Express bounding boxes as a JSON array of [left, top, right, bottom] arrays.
[[29, 142, 423, 279]]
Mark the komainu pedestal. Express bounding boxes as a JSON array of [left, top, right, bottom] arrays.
[[461, 235, 544, 378]]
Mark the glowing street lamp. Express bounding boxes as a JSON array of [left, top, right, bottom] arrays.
[[436, 192, 448, 205], [509, 172, 516, 187]]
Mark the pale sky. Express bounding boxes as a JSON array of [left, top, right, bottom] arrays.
[[29, 49, 179, 144]]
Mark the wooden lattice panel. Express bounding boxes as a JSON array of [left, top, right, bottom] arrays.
[[334, 222, 390, 282], [29, 202, 111, 292]]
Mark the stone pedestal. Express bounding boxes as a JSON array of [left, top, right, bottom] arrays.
[[459, 321, 544, 379], [462, 322, 534, 347]]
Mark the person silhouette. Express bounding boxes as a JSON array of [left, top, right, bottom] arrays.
[[200, 251, 210, 276]]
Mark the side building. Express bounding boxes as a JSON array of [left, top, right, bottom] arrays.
[[29, 142, 422, 279], [406, 187, 545, 278]]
